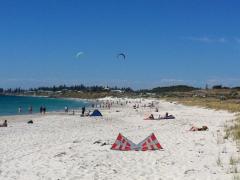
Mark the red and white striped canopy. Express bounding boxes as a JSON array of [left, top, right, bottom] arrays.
[[111, 133, 163, 151]]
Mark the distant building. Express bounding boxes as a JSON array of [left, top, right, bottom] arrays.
[[111, 90, 123, 93], [146, 93, 156, 96], [104, 87, 110, 90]]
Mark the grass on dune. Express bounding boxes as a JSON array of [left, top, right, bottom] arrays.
[[166, 97, 240, 112], [228, 117, 240, 142], [165, 97, 240, 143]]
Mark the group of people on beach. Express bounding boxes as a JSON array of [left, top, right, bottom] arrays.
[[145, 112, 175, 120], [40, 106, 46, 114], [64, 106, 86, 116], [92, 102, 112, 109], [18, 106, 33, 113], [18, 106, 46, 114], [1, 99, 210, 133]]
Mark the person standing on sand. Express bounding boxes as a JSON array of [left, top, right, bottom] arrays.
[[40, 106, 43, 114], [29, 106, 33, 114], [18, 106, 22, 113], [65, 106, 68, 113], [43, 106, 46, 114], [81, 106, 85, 116]]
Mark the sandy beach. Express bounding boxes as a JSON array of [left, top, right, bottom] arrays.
[[0, 97, 238, 180]]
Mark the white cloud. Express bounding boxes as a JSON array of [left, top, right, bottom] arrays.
[[186, 37, 213, 43], [218, 37, 226, 43], [159, 78, 185, 83], [183, 36, 227, 43]]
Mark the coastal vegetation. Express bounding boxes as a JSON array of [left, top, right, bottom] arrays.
[[2, 84, 240, 99]]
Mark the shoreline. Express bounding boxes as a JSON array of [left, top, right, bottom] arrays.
[[0, 112, 68, 123], [0, 96, 92, 117], [0, 94, 50, 98]]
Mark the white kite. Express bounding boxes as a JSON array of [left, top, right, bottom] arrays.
[[76, 51, 84, 59]]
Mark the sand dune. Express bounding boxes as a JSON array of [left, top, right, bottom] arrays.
[[0, 98, 238, 180]]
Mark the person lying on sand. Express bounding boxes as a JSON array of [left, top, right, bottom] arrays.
[[85, 110, 91, 116], [149, 114, 154, 119], [144, 114, 155, 120], [158, 112, 175, 119], [0, 120, 7, 127], [189, 126, 208, 131], [157, 113, 175, 120], [27, 120, 33, 124]]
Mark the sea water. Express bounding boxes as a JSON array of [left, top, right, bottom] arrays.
[[0, 95, 89, 116]]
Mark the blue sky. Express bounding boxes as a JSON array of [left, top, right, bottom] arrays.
[[1, 0, 240, 89]]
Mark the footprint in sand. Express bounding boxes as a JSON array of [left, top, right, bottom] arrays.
[[195, 142, 204, 146], [73, 140, 81, 143], [204, 165, 209, 170], [93, 140, 101, 144], [113, 169, 117, 173], [54, 152, 66, 157], [184, 169, 195, 174]]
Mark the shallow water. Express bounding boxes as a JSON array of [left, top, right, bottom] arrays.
[[0, 95, 89, 116]]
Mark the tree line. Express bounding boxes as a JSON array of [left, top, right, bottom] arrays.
[[1, 84, 240, 95], [0, 85, 134, 94]]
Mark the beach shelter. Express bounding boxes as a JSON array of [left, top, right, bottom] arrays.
[[111, 133, 138, 151], [137, 133, 163, 151], [111, 133, 163, 151], [90, 109, 102, 116]]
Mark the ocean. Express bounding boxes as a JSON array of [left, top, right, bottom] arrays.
[[0, 95, 90, 116]]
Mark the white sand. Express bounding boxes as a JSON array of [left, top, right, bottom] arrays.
[[0, 98, 239, 180]]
